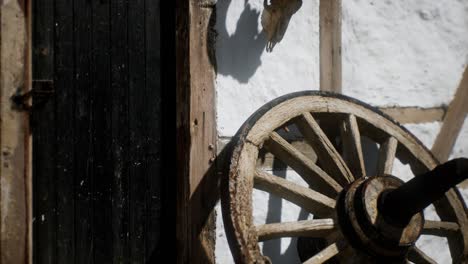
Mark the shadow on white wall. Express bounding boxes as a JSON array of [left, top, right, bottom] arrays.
[[214, 0, 267, 83]]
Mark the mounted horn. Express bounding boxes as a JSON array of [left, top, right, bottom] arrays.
[[261, 0, 302, 52]]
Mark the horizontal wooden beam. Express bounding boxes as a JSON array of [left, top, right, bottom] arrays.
[[379, 106, 447, 124]]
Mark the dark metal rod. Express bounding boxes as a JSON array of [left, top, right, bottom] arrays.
[[379, 158, 468, 227]]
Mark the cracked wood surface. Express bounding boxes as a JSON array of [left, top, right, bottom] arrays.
[[0, 1, 30, 263]]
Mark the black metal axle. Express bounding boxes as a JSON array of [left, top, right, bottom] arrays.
[[379, 158, 468, 227]]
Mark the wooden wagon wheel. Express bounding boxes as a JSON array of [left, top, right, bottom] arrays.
[[221, 91, 468, 263]]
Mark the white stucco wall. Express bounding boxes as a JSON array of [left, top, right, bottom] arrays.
[[214, 0, 468, 263]]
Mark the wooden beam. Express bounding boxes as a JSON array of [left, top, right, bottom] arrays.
[[25, 0, 33, 262], [432, 67, 468, 162], [379, 106, 446, 124], [176, 0, 217, 263], [0, 1, 30, 263], [320, 0, 342, 93]]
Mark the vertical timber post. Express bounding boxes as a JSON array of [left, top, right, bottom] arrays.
[[176, 0, 217, 263], [431, 67, 468, 162], [320, 0, 342, 93], [25, 0, 32, 262], [0, 0, 31, 263]]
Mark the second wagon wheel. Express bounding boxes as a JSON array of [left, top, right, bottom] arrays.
[[221, 91, 468, 263]]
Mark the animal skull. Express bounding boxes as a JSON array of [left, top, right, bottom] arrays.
[[261, 0, 303, 52]]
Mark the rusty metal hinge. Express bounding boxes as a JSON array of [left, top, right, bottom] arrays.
[[11, 79, 54, 112]]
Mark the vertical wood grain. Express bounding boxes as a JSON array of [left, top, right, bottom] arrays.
[[54, 0, 75, 262], [110, 0, 130, 261], [176, 0, 217, 263], [145, 0, 163, 260], [32, 0, 56, 262], [32, 0, 164, 262], [128, 0, 147, 261], [432, 67, 468, 162], [320, 0, 341, 93], [73, 0, 94, 261], [91, 0, 113, 262]]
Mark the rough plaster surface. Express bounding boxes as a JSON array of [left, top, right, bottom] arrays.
[[0, 1, 28, 263], [216, 0, 468, 137], [215, 0, 468, 263]]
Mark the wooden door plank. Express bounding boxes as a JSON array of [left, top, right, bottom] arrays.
[[73, 0, 94, 262], [128, 0, 147, 261], [31, 1, 165, 262], [145, 0, 163, 259], [54, 0, 75, 262], [91, 0, 113, 262], [110, 0, 130, 262], [32, 0, 56, 262]]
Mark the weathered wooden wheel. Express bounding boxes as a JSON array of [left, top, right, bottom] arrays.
[[221, 91, 468, 263]]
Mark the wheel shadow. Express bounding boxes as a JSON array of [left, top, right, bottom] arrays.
[[262, 158, 307, 263]]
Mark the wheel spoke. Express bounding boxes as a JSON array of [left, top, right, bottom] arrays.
[[303, 240, 348, 264], [295, 113, 355, 184], [341, 114, 366, 178], [254, 170, 336, 217], [407, 247, 437, 264], [256, 219, 335, 241], [422, 220, 460, 237], [265, 132, 342, 196], [376, 136, 398, 175]]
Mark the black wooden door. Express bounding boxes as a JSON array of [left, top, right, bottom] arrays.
[[32, 1, 162, 263]]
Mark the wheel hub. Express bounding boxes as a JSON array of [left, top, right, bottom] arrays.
[[337, 176, 424, 260]]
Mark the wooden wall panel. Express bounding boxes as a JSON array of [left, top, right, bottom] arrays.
[[32, 0, 56, 262], [32, 1, 163, 263], [54, 0, 75, 262], [90, 0, 113, 261], [144, 1, 163, 258]]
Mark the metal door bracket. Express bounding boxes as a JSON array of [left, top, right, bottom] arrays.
[[11, 79, 54, 112]]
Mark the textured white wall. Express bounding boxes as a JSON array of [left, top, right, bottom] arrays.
[[215, 0, 468, 263]]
